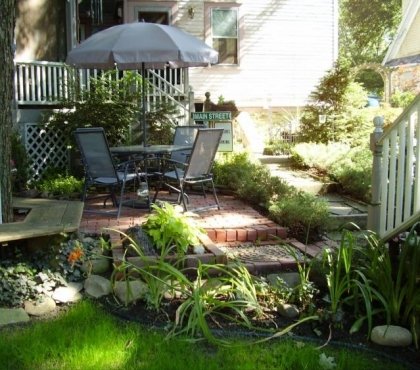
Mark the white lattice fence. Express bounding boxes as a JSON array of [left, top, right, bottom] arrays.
[[24, 123, 68, 181]]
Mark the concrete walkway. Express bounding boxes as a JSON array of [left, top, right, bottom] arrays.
[[258, 155, 369, 233]]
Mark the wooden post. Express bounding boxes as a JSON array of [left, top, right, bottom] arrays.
[[368, 116, 384, 234]]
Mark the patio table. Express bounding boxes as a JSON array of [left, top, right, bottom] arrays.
[[110, 144, 193, 158]]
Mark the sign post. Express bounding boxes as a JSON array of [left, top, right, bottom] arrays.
[[191, 111, 233, 152]]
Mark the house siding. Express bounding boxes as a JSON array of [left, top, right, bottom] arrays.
[[398, 11, 420, 58], [126, 0, 338, 108]]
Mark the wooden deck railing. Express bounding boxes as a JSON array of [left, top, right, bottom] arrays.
[[14, 61, 192, 123], [368, 94, 420, 241]]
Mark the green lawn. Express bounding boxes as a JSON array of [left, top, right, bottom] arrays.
[[0, 300, 406, 370]]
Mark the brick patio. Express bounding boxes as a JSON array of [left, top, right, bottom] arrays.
[[78, 191, 334, 273]]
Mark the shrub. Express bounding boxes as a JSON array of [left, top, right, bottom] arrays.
[[34, 168, 83, 197], [269, 192, 330, 242], [390, 90, 416, 108], [290, 142, 350, 173], [213, 152, 293, 209], [290, 142, 372, 202], [329, 147, 372, 202]]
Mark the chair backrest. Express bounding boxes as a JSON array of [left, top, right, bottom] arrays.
[[184, 128, 223, 180], [171, 125, 200, 163], [74, 127, 118, 180]]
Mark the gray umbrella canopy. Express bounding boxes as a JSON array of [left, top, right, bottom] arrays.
[[66, 22, 218, 69], [66, 22, 218, 144]]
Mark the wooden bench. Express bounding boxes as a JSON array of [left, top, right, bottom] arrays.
[[0, 197, 84, 244]]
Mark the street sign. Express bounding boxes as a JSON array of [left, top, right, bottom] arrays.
[[190, 111, 232, 121]]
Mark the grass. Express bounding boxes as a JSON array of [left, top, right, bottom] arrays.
[[0, 300, 407, 370]]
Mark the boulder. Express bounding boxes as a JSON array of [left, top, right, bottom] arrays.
[[84, 275, 112, 298], [80, 256, 110, 275], [114, 280, 148, 305], [267, 272, 300, 289], [52, 284, 83, 303], [371, 325, 413, 347], [278, 303, 300, 318], [0, 308, 30, 327], [24, 296, 56, 316]]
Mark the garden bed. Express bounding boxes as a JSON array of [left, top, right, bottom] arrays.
[[112, 232, 227, 271]]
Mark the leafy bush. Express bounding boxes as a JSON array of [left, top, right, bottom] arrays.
[[329, 147, 372, 202], [34, 168, 83, 197], [213, 152, 293, 209], [290, 143, 372, 202], [269, 192, 330, 242], [142, 202, 207, 256], [290, 142, 350, 173], [43, 70, 142, 147], [390, 90, 416, 108]]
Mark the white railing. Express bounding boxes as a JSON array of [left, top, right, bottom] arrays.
[[14, 61, 192, 123], [368, 94, 420, 241]]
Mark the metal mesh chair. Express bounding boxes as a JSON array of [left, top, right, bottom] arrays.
[[153, 128, 223, 211], [170, 125, 200, 164], [74, 127, 149, 218]]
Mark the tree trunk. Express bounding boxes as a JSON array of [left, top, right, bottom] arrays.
[[0, 0, 16, 223]]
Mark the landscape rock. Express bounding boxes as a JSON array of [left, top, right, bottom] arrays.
[[84, 275, 112, 298], [0, 308, 30, 326], [52, 284, 83, 303], [24, 296, 56, 316], [80, 256, 110, 275], [277, 303, 300, 318], [114, 280, 148, 305], [267, 272, 300, 289], [193, 245, 206, 255], [371, 325, 413, 347]]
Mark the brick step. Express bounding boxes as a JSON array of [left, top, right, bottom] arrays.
[[204, 225, 288, 243]]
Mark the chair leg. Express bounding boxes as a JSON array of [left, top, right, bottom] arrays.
[[117, 180, 127, 219], [180, 182, 188, 211], [210, 179, 220, 210]]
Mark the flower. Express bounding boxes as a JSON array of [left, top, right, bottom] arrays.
[[67, 245, 84, 267]]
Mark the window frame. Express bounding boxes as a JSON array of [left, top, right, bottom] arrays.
[[205, 3, 241, 66]]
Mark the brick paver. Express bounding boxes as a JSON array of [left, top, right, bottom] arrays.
[[78, 191, 333, 273]]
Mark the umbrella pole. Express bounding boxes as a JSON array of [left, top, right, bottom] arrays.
[[142, 62, 147, 146]]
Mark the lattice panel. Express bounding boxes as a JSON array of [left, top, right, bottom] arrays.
[[24, 123, 68, 182]]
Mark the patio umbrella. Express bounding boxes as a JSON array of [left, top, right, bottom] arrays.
[[66, 22, 219, 145]]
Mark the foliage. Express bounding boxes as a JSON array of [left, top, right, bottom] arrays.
[[358, 225, 420, 347], [0, 259, 61, 307], [11, 131, 30, 192], [290, 142, 350, 173], [300, 63, 370, 143], [43, 70, 142, 147], [277, 243, 319, 311], [290, 143, 372, 202], [320, 229, 391, 338], [205, 94, 239, 118], [142, 202, 207, 256], [213, 152, 293, 208], [269, 192, 330, 242], [34, 169, 83, 197], [339, 0, 401, 65], [144, 102, 182, 145], [329, 147, 372, 202], [0, 300, 406, 370], [390, 90, 416, 108]]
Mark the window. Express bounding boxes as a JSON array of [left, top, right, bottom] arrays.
[[211, 8, 238, 65]]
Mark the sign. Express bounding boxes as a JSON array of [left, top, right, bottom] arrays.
[[191, 111, 233, 152], [190, 111, 232, 121], [214, 122, 233, 152]]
